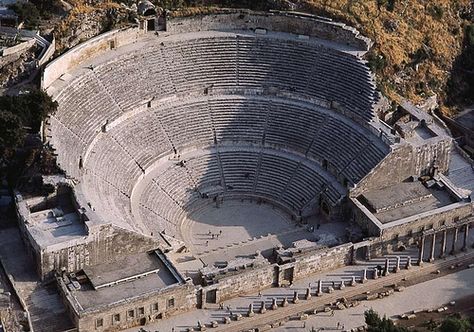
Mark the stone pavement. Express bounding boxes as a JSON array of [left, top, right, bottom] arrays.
[[124, 246, 474, 332], [276, 266, 474, 331], [0, 228, 73, 332], [124, 247, 427, 332]]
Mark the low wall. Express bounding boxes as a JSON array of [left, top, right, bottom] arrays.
[[1, 38, 35, 57], [167, 9, 371, 51], [202, 265, 276, 304], [283, 243, 353, 281], [201, 242, 353, 304], [42, 27, 143, 89], [38, 37, 55, 67]]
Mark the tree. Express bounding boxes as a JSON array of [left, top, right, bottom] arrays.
[[439, 317, 471, 332], [0, 89, 57, 132], [0, 111, 25, 153], [364, 309, 409, 332], [0, 90, 58, 187], [8, 2, 41, 28]]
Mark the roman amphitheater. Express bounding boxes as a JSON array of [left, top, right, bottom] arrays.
[[9, 6, 474, 332]]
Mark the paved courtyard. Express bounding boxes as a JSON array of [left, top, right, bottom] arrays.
[[123, 244, 474, 332]]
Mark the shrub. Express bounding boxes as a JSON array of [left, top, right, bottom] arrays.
[[8, 2, 40, 28], [428, 5, 444, 20], [439, 317, 471, 332]]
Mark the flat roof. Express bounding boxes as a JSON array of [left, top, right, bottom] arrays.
[[28, 209, 87, 247], [83, 252, 163, 289], [363, 182, 433, 212], [369, 186, 456, 224], [70, 252, 180, 311]]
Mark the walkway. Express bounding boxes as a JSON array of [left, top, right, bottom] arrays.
[[0, 227, 73, 332], [125, 246, 474, 332]]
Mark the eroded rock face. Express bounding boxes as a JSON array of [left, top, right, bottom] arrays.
[[54, 7, 134, 52], [0, 47, 38, 88]]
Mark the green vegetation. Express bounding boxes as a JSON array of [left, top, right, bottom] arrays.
[[428, 5, 444, 20], [8, 2, 41, 29], [0, 90, 58, 186], [8, 0, 61, 28], [366, 309, 474, 332], [446, 23, 474, 108], [376, 0, 397, 12], [59, 0, 472, 114], [365, 309, 408, 332], [439, 315, 471, 332]]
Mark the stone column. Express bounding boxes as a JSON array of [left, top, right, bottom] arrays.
[[365, 245, 371, 261], [405, 256, 412, 269], [305, 288, 311, 300], [440, 230, 447, 258], [383, 258, 390, 276], [373, 267, 378, 279], [271, 298, 278, 310], [418, 236, 425, 266], [260, 301, 266, 314], [317, 280, 323, 296], [248, 303, 254, 317], [293, 291, 299, 304], [463, 224, 470, 251], [394, 256, 400, 273], [451, 227, 458, 254], [429, 233, 436, 262], [362, 269, 367, 283]]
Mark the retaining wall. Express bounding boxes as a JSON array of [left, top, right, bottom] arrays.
[[167, 9, 371, 50], [42, 27, 143, 89]]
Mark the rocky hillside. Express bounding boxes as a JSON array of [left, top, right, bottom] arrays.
[[49, 0, 474, 114]]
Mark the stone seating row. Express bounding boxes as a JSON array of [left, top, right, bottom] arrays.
[[90, 34, 377, 122]]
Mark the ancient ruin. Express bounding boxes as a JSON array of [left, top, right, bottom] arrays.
[[8, 8, 474, 332]]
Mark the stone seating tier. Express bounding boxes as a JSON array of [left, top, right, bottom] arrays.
[[48, 31, 389, 236]]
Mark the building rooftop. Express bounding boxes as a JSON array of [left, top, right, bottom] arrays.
[[362, 182, 456, 224], [363, 182, 433, 213], [67, 251, 182, 311]]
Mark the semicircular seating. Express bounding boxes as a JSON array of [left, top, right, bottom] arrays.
[[49, 30, 390, 236]]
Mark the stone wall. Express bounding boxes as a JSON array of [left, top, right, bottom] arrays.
[[42, 27, 144, 89], [280, 243, 353, 283], [57, 275, 196, 332], [38, 37, 55, 67], [350, 197, 382, 236], [0, 39, 36, 67], [201, 265, 276, 304], [352, 144, 415, 196], [199, 243, 352, 305], [352, 137, 451, 196], [379, 202, 473, 241], [39, 224, 161, 279], [166, 9, 371, 50], [352, 193, 473, 241], [1, 38, 35, 57]]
